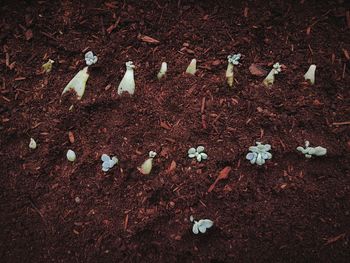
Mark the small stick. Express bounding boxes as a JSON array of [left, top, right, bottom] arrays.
[[332, 121, 350, 126], [342, 63, 346, 79], [201, 115, 207, 129], [124, 214, 129, 230], [201, 97, 206, 114]]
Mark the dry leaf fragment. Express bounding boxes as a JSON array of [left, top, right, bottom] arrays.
[[138, 34, 160, 44], [249, 64, 267, 76], [208, 166, 231, 192]]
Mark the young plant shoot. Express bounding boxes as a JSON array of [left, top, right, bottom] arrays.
[[85, 51, 98, 66], [190, 215, 214, 234], [118, 61, 136, 95], [188, 146, 208, 162], [42, 59, 54, 73], [62, 51, 98, 99], [66, 149, 76, 162], [138, 151, 157, 175], [263, 62, 282, 87], [101, 154, 118, 172], [246, 142, 272, 166], [304, 64, 316, 85], [29, 138, 37, 149], [186, 59, 197, 75], [157, 62, 167, 80], [297, 141, 326, 158], [226, 53, 241, 87]]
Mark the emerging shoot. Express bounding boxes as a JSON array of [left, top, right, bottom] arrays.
[[263, 62, 281, 87], [85, 51, 98, 66], [304, 64, 316, 85], [42, 59, 54, 73], [138, 151, 157, 175], [62, 67, 89, 99], [66, 149, 76, 162], [118, 61, 136, 95], [188, 146, 208, 162], [101, 154, 118, 172], [246, 142, 272, 166], [297, 141, 326, 158], [226, 53, 241, 87], [157, 62, 167, 80], [186, 59, 197, 75], [190, 215, 214, 234], [29, 138, 37, 149]]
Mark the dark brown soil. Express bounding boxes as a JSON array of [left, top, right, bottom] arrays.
[[1, 0, 350, 262]]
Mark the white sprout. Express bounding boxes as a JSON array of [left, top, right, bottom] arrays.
[[101, 154, 118, 172], [297, 141, 327, 158], [227, 53, 241, 65], [67, 149, 76, 162], [190, 216, 214, 234], [188, 146, 208, 162], [246, 142, 272, 166], [29, 138, 37, 149], [85, 51, 98, 66]]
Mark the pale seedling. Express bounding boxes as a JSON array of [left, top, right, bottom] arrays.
[[304, 64, 316, 85], [297, 141, 326, 158], [118, 61, 136, 95], [62, 67, 89, 99], [101, 154, 118, 172], [66, 149, 76, 162], [62, 51, 98, 99], [186, 59, 197, 75], [42, 59, 54, 73], [188, 146, 208, 162], [190, 215, 214, 234], [226, 53, 241, 87], [263, 62, 281, 87], [157, 62, 167, 80], [246, 142, 272, 165], [138, 151, 157, 175], [85, 51, 98, 66], [29, 138, 37, 149]]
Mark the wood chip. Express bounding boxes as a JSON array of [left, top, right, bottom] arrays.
[[342, 48, 349, 60], [25, 29, 33, 41], [243, 7, 249, 17], [160, 121, 172, 130], [306, 26, 311, 35], [166, 161, 176, 174], [138, 34, 160, 44], [208, 166, 231, 193], [68, 131, 75, 143], [249, 63, 267, 76]]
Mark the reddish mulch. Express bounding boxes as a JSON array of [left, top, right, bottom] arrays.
[[1, 0, 350, 262]]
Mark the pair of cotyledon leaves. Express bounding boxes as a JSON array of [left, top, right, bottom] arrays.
[[190, 216, 214, 234]]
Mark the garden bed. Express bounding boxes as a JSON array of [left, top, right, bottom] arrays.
[[1, 0, 349, 262]]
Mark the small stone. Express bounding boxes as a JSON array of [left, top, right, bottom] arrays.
[[75, 197, 81, 203]]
